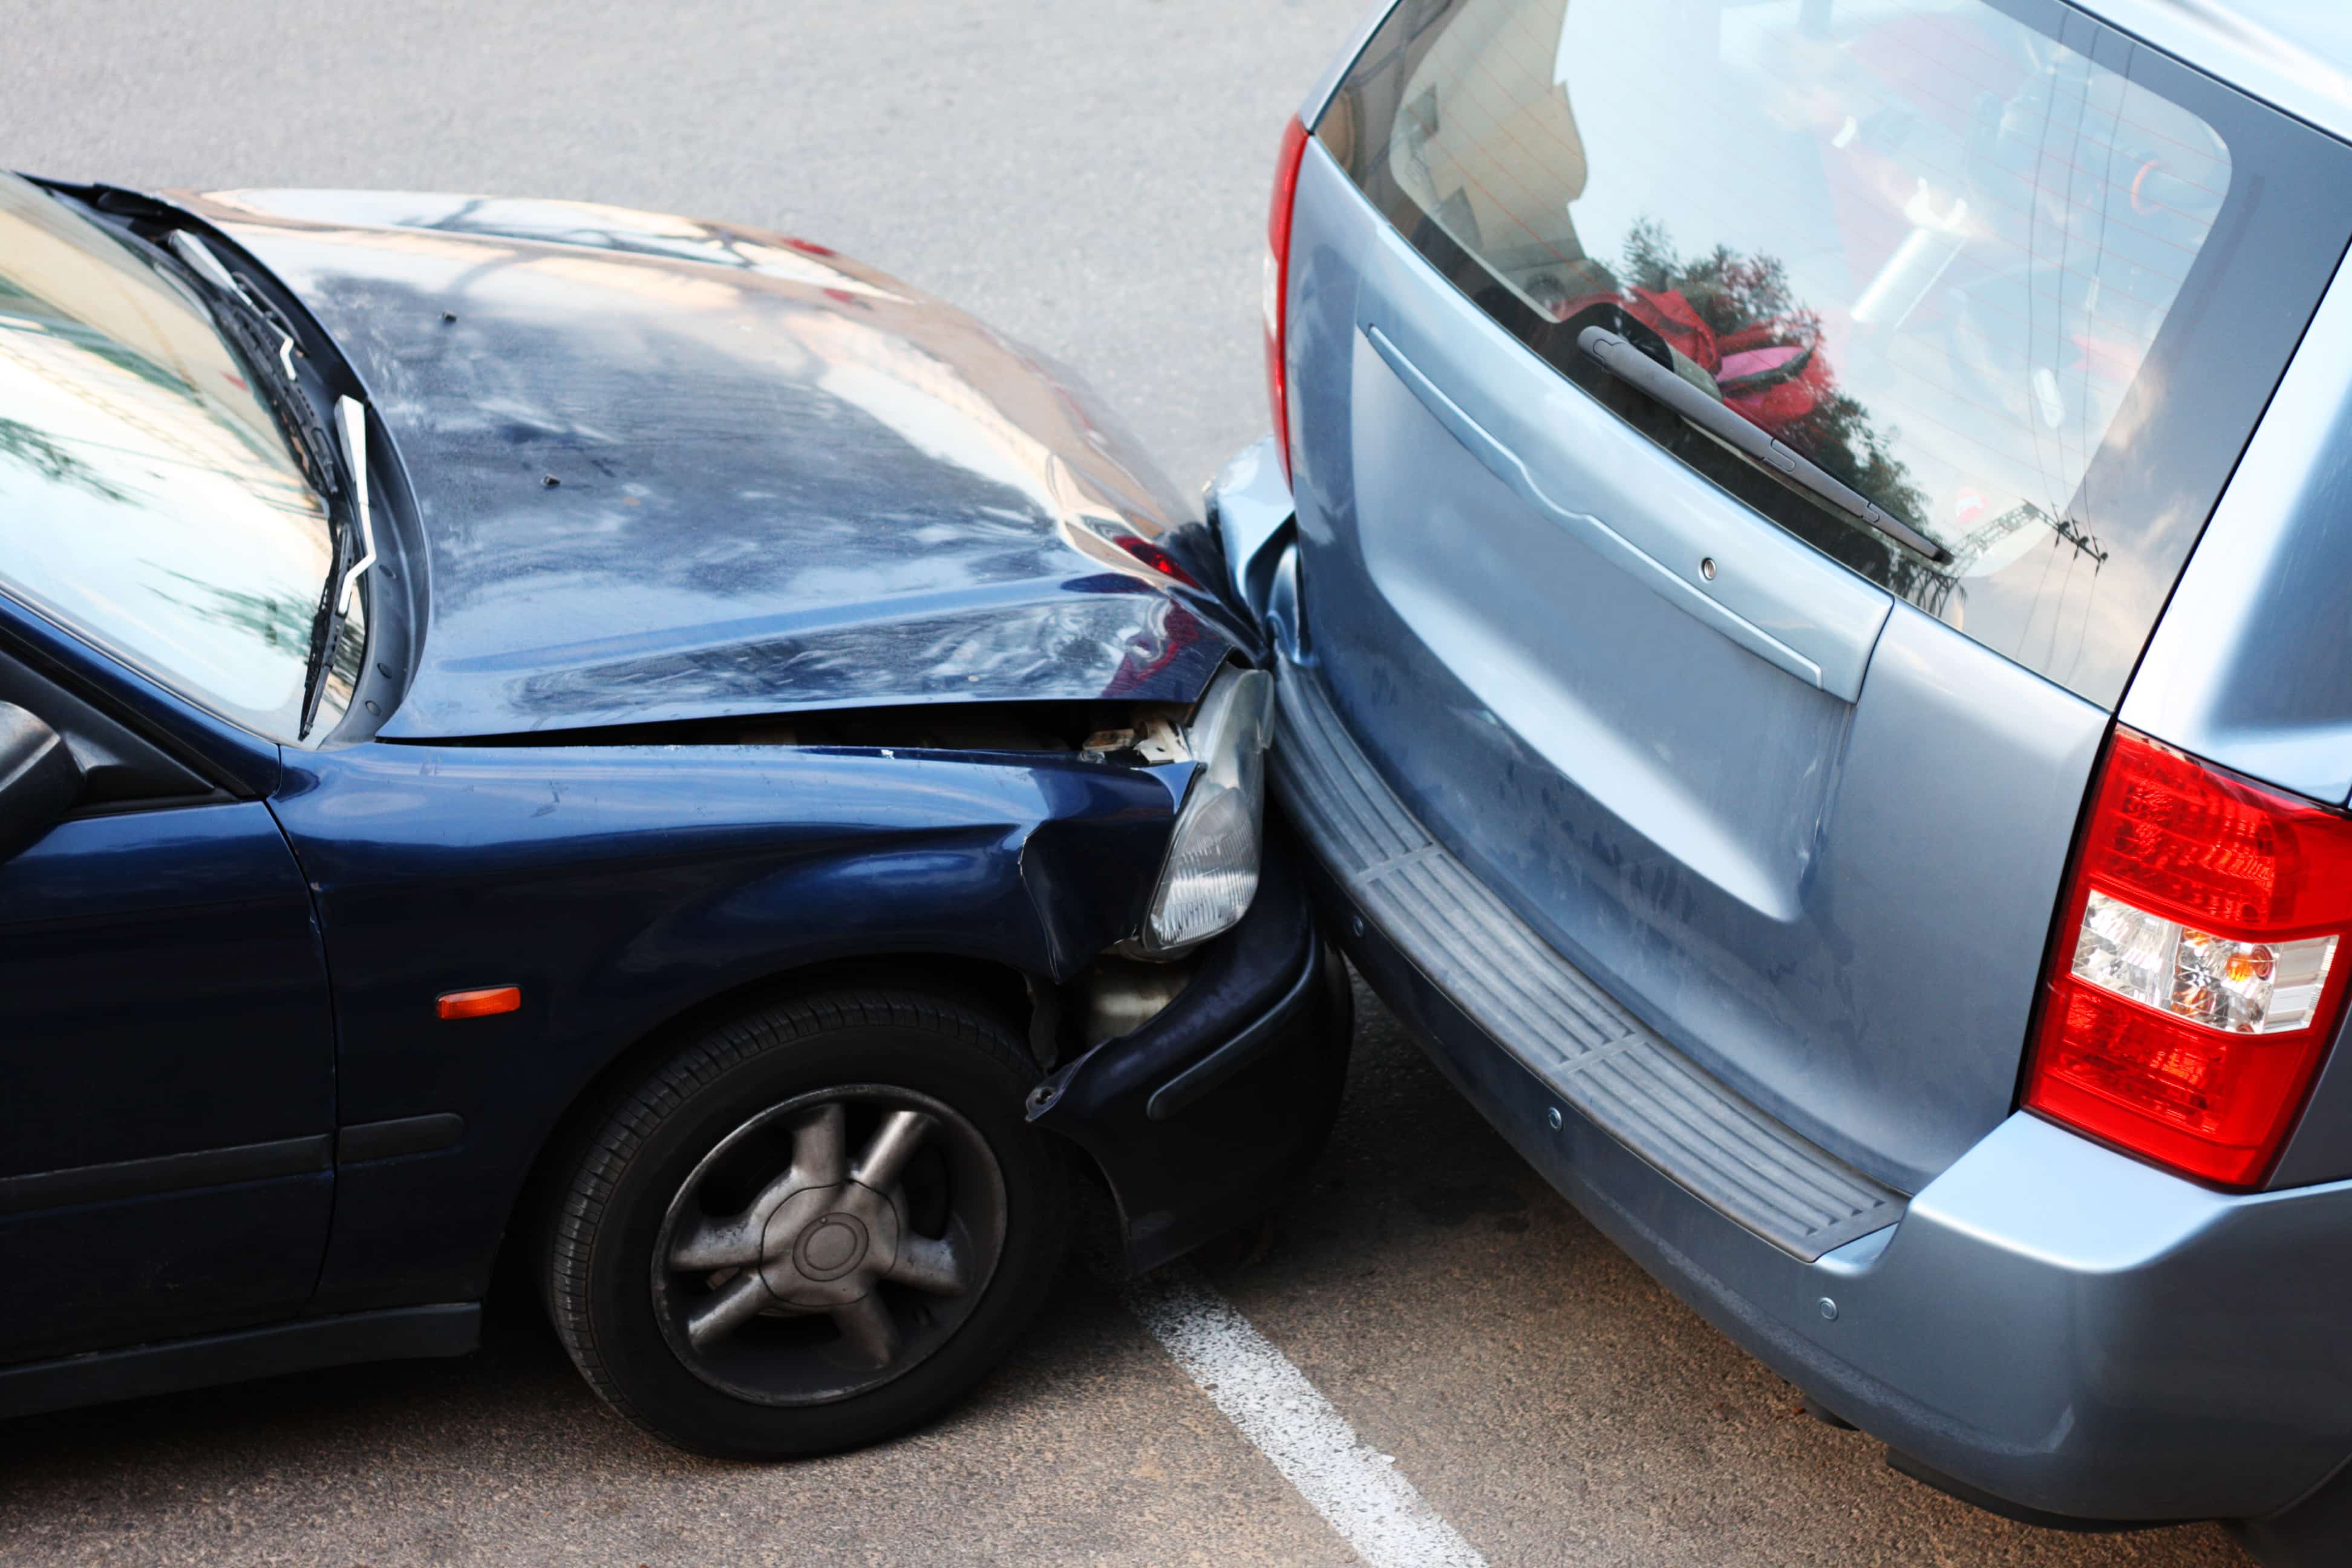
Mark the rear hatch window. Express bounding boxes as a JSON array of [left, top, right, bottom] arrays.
[[1319, 0, 2352, 705]]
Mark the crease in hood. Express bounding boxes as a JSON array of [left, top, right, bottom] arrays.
[[172, 189, 1243, 738]]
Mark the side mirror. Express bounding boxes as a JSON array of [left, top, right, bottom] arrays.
[[0, 702, 81, 861]]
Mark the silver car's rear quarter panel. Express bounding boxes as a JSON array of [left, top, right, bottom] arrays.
[[2121, 241, 2352, 810], [2125, 241, 2352, 1191]]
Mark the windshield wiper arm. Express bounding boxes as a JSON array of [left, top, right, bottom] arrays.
[[167, 228, 370, 739], [165, 229, 342, 501], [1577, 325, 1950, 565], [296, 397, 378, 740], [333, 396, 377, 615]]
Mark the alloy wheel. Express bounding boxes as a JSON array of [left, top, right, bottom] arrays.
[[650, 1085, 1007, 1405]]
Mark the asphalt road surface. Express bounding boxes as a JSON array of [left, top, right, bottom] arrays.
[[1, 4, 2255, 1564]]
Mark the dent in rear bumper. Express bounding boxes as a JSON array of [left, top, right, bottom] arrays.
[[1310, 846, 2352, 1523]]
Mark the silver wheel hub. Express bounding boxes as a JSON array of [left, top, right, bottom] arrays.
[[650, 1086, 1008, 1406], [789, 1210, 867, 1281], [756, 1184, 901, 1306]]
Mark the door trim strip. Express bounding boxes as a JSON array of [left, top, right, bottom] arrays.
[[0, 1134, 331, 1215], [0, 1302, 478, 1419], [336, 1113, 465, 1164]]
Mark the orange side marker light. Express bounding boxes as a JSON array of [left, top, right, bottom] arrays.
[[437, 985, 521, 1021]]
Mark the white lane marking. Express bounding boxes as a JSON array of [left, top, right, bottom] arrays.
[[1123, 1264, 1488, 1568]]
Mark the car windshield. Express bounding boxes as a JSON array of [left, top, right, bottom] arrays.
[[0, 172, 356, 740]]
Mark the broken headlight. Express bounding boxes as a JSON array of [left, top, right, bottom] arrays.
[[1136, 665, 1273, 955]]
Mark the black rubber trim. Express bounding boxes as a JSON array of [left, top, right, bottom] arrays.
[[1885, 1448, 2171, 1535], [2233, 1451, 2352, 1568], [0, 1302, 479, 1419], [0, 1134, 332, 1215], [1147, 935, 1324, 1121], [336, 1113, 464, 1165], [0, 622, 253, 802]]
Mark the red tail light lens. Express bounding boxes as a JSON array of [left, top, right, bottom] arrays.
[[1264, 115, 1311, 482], [2025, 728, 2352, 1187]]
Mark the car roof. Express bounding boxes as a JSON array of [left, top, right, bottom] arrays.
[[2073, 0, 2352, 145]]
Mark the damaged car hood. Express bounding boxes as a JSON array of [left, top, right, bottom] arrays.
[[172, 189, 1240, 739]]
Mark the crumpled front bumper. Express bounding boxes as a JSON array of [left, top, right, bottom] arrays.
[[1027, 832, 1351, 1273]]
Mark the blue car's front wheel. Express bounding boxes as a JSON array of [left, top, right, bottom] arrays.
[[545, 985, 1067, 1457]]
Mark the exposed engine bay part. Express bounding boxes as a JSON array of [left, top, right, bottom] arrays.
[[1076, 958, 1195, 1049], [1080, 717, 1186, 765]]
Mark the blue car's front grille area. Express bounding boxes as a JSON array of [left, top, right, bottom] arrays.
[[1272, 663, 1904, 1262]]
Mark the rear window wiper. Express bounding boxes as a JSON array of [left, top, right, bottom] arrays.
[[164, 229, 343, 503], [1577, 324, 1950, 565]]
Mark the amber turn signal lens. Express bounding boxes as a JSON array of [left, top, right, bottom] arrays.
[[436, 985, 521, 1021]]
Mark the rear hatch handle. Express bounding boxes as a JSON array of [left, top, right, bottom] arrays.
[[1578, 325, 1950, 564]]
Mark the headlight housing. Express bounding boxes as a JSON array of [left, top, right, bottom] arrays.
[[1136, 665, 1273, 955]]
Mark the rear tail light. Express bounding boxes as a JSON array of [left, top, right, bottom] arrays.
[[2024, 728, 2352, 1187], [1264, 115, 1310, 482]]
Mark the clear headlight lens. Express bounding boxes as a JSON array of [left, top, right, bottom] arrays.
[[1140, 667, 1273, 954]]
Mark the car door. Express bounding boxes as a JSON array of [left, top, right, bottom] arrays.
[[0, 650, 336, 1364], [1282, 0, 2352, 1191]]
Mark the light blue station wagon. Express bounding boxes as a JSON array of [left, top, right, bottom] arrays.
[[1215, 1, 2352, 1560]]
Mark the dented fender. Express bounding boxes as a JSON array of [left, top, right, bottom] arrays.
[[267, 737, 1178, 1308]]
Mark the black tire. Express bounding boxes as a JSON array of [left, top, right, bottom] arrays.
[[545, 987, 1065, 1459]]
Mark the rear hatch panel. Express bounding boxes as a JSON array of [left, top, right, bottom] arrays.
[[1296, 140, 2105, 1189], [1284, 0, 2352, 1191]]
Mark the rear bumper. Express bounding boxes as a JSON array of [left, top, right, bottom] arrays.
[[1029, 832, 1351, 1273], [1278, 655, 2352, 1525]]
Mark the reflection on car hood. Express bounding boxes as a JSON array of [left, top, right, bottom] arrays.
[[171, 189, 1240, 738]]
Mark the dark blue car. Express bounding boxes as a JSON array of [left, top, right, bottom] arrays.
[[0, 174, 1347, 1455]]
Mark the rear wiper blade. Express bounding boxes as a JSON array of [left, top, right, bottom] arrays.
[[1577, 325, 1950, 564], [165, 229, 342, 501]]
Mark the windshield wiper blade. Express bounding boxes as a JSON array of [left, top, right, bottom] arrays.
[[296, 397, 378, 740], [1577, 325, 1950, 564], [333, 396, 377, 615], [165, 229, 342, 501]]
